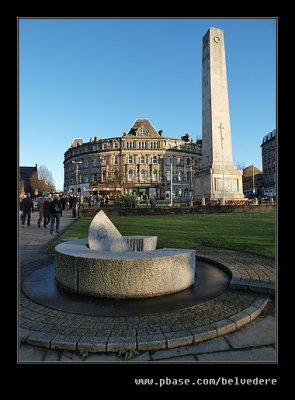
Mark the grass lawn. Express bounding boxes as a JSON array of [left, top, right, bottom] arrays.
[[50, 212, 275, 258]]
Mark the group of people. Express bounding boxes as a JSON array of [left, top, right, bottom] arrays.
[[20, 193, 62, 235], [87, 194, 109, 208]]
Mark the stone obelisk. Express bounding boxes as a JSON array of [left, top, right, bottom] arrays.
[[194, 27, 244, 202]]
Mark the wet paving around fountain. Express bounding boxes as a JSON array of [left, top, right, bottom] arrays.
[[22, 260, 230, 317], [19, 211, 276, 359]]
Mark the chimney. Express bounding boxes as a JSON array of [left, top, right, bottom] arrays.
[[181, 133, 190, 142]]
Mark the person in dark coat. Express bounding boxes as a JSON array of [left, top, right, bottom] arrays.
[[49, 194, 61, 234], [20, 193, 34, 227], [42, 194, 51, 229]]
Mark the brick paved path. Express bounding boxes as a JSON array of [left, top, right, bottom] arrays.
[[19, 210, 276, 362]]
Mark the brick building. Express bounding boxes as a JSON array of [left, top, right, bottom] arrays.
[[19, 164, 38, 198], [261, 129, 276, 197], [242, 165, 263, 197]]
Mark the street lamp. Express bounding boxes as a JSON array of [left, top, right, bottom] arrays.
[[169, 157, 173, 206], [252, 165, 255, 195], [190, 164, 193, 206], [72, 160, 82, 217]]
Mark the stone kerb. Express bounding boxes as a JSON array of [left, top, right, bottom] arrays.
[[55, 241, 196, 298]]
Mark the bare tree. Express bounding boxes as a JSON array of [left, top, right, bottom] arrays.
[[235, 161, 246, 170], [38, 165, 55, 186], [30, 165, 55, 196]]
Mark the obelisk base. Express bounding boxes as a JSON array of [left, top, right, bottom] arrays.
[[194, 166, 244, 200]]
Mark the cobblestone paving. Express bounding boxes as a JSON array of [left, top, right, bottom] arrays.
[[19, 210, 276, 361], [20, 287, 269, 353]]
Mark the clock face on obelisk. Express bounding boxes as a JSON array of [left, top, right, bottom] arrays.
[[214, 36, 220, 43]]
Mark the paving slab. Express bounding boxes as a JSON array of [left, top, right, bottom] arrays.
[[225, 315, 276, 349], [197, 346, 276, 362], [43, 349, 61, 361], [158, 355, 197, 362], [19, 344, 46, 362]]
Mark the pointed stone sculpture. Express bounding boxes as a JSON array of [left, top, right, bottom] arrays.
[[88, 210, 129, 252], [194, 27, 244, 200]]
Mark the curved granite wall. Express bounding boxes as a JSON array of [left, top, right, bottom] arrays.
[[55, 239, 195, 298]]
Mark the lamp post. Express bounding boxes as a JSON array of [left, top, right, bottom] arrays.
[[169, 157, 173, 206], [71, 160, 82, 217], [190, 164, 193, 206], [252, 165, 255, 195]]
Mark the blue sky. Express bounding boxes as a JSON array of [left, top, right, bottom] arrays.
[[19, 18, 276, 191]]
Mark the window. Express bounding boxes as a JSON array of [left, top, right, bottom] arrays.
[[102, 143, 107, 150], [176, 157, 181, 165], [113, 142, 118, 149], [140, 169, 146, 181], [83, 159, 88, 168], [92, 173, 98, 182], [187, 158, 190, 166], [93, 158, 98, 167], [128, 169, 133, 181], [113, 156, 118, 165], [102, 171, 106, 181], [177, 171, 182, 181], [152, 156, 157, 164], [166, 171, 171, 181], [84, 174, 89, 183], [165, 156, 171, 166], [152, 170, 157, 182], [140, 155, 146, 164], [128, 155, 133, 164]]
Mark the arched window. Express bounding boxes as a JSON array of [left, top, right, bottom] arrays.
[[140, 169, 146, 181], [152, 170, 157, 182], [128, 169, 133, 181]]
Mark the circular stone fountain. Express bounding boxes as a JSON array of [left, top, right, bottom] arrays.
[[55, 210, 196, 298]]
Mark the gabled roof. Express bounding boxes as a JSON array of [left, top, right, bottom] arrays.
[[125, 119, 160, 138], [20, 166, 37, 181], [71, 138, 84, 148]]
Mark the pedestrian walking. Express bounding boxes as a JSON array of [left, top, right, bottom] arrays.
[[42, 194, 51, 229], [20, 193, 34, 227], [49, 194, 61, 234]]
